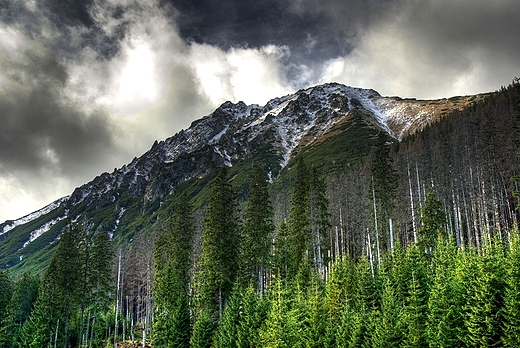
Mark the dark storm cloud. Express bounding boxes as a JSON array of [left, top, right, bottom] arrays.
[[0, 46, 123, 179], [161, 0, 402, 85], [164, 0, 353, 60]]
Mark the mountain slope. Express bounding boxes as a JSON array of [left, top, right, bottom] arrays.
[[0, 82, 511, 273]]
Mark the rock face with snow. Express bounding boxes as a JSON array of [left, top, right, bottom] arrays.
[[0, 82, 490, 270]]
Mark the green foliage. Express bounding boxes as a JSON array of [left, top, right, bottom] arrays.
[[371, 275, 403, 347], [273, 220, 290, 281], [463, 241, 506, 347], [418, 190, 447, 252], [286, 158, 332, 280], [0, 272, 39, 347], [194, 167, 240, 320], [502, 229, 520, 346], [15, 223, 115, 348], [153, 191, 194, 347], [259, 281, 299, 348], [214, 285, 267, 348], [190, 310, 216, 348], [287, 157, 311, 279], [240, 167, 275, 292], [369, 132, 399, 254]]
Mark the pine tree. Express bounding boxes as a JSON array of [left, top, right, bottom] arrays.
[[370, 132, 399, 253], [463, 241, 506, 347], [287, 157, 311, 279], [213, 289, 240, 348], [503, 229, 520, 346], [286, 158, 331, 280], [190, 309, 216, 348], [22, 223, 85, 348], [260, 280, 299, 348], [241, 167, 275, 293], [371, 275, 403, 347], [334, 303, 365, 348], [308, 167, 331, 277], [427, 237, 465, 347], [0, 272, 39, 347], [0, 270, 13, 347], [193, 166, 239, 341], [85, 231, 114, 347], [301, 280, 328, 348], [236, 285, 267, 347], [273, 220, 290, 281], [418, 189, 446, 253], [153, 190, 194, 347]]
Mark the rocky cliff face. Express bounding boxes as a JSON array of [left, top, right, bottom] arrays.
[[0, 82, 498, 271]]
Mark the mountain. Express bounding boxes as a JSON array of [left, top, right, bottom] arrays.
[[1, 82, 518, 274]]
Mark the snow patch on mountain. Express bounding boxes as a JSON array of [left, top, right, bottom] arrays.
[[1, 196, 67, 236], [21, 216, 65, 249]]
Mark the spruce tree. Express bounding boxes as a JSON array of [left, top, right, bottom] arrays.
[[236, 285, 267, 347], [426, 237, 465, 347], [86, 231, 114, 346], [0, 270, 13, 347], [287, 157, 311, 279], [273, 220, 290, 281], [153, 190, 194, 347], [418, 189, 446, 253], [0, 272, 39, 347], [193, 166, 239, 342], [259, 280, 299, 347], [190, 309, 216, 348], [308, 167, 331, 277], [286, 158, 331, 280], [502, 229, 520, 347], [371, 275, 403, 347], [241, 167, 274, 293], [463, 241, 506, 347], [213, 289, 241, 348], [370, 132, 399, 253]]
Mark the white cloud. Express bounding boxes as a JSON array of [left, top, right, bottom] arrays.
[[318, 0, 520, 99], [187, 43, 292, 106]]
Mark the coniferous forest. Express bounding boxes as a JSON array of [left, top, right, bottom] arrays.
[[2, 81, 520, 347]]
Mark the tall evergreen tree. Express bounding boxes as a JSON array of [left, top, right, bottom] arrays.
[[287, 158, 331, 279], [502, 229, 520, 347], [193, 166, 240, 343], [0, 270, 12, 324], [371, 275, 403, 347], [427, 237, 465, 347], [273, 220, 290, 281], [370, 132, 399, 253], [463, 241, 506, 347], [287, 157, 311, 279], [0, 272, 39, 348], [240, 167, 275, 293], [0, 270, 13, 347], [85, 231, 114, 347], [153, 190, 194, 347], [418, 189, 446, 252], [309, 167, 331, 277], [23, 223, 85, 348]]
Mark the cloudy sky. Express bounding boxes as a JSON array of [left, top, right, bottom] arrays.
[[0, 0, 519, 222]]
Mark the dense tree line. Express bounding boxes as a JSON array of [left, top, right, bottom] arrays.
[[0, 225, 114, 348], [152, 163, 520, 347]]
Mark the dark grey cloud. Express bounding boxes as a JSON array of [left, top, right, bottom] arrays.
[[0, 46, 123, 176], [162, 0, 353, 60]]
